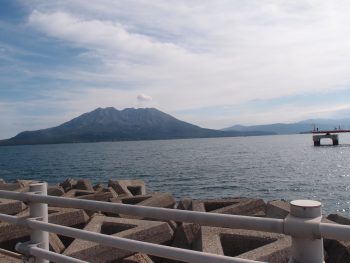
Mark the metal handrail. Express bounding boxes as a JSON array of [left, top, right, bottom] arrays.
[[16, 242, 88, 263], [28, 218, 262, 263], [0, 190, 284, 234], [0, 184, 350, 263], [1, 212, 262, 263], [0, 189, 349, 240]]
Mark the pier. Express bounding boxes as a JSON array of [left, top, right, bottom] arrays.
[[312, 128, 350, 146], [313, 133, 339, 146]]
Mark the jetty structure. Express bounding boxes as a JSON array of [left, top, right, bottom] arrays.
[[0, 178, 349, 262], [311, 126, 350, 146]]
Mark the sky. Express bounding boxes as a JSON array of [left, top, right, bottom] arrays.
[[2, 1, 350, 139]]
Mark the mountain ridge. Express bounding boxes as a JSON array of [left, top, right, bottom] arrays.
[[0, 107, 274, 146], [222, 118, 350, 134]]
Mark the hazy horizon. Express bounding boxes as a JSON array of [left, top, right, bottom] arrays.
[[3, 105, 350, 140]]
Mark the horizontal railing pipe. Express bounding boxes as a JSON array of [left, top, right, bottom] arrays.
[[16, 243, 88, 263], [0, 190, 284, 234], [0, 213, 21, 225], [26, 219, 263, 263], [2, 190, 350, 241], [320, 223, 350, 241], [30, 247, 88, 263]]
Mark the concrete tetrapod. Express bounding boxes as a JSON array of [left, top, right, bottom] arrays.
[[116, 193, 176, 218], [0, 207, 89, 252], [0, 248, 22, 263], [64, 214, 174, 262], [323, 214, 350, 262], [192, 227, 291, 263], [266, 200, 290, 219], [122, 253, 155, 263], [75, 179, 94, 191], [0, 198, 26, 215], [108, 179, 146, 197], [171, 198, 267, 252]]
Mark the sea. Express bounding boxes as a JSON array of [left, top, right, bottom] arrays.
[[0, 134, 349, 216]]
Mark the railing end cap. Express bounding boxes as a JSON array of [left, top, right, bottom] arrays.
[[291, 200, 321, 208]]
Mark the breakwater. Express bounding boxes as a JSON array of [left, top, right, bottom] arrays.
[[0, 178, 349, 262]]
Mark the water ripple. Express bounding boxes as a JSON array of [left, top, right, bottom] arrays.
[[1, 134, 350, 215]]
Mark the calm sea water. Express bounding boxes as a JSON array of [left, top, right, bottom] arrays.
[[0, 134, 349, 215]]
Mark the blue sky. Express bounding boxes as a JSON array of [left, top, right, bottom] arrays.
[[2, 1, 350, 139]]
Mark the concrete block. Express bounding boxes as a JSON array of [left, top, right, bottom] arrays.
[[119, 193, 175, 209], [324, 214, 350, 262], [0, 221, 28, 247], [193, 226, 291, 262], [49, 232, 66, 253], [175, 198, 284, 262], [116, 193, 176, 229], [0, 207, 89, 244], [107, 186, 119, 198], [0, 198, 26, 215], [192, 198, 266, 216], [93, 183, 105, 191], [64, 189, 95, 198], [212, 199, 266, 216], [165, 222, 201, 263], [171, 222, 201, 249], [0, 180, 35, 193], [191, 198, 241, 212], [108, 179, 146, 197], [0, 179, 5, 185], [174, 197, 267, 251], [0, 231, 64, 254], [116, 195, 150, 205], [122, 253, 155, 263], [135, 192, 175, 209], [68, 187, 118, 201], [64, 188, 118, 216], [47, 185, 65, 196], [77, 191, 116, 202], [0, 182, 23, 191], [70, 188, 117, 216], [60, 178, 77, 192], [327, 214, 350, 225], [47, 207, 90, 227], [64, 215, 174, 262], [172, 198, 265, 252], [324, 239, 350, 263], [15, 179, 35, 186], [76, 179, 94, 191], [177, 198, 192, 210], [0, 248, 22, 263], [266, 200, 290, 219]]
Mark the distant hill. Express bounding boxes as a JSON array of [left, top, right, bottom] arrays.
[[0, 107, 274, 146], [222, 118, 350, 135]]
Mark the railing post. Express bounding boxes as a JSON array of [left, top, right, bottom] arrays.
[[288, 200, 324, 263], [29, 182, 49, 263]]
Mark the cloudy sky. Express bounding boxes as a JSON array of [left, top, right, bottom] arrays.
[[2, 1, 350, 139]]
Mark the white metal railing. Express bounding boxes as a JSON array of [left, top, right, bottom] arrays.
[[0, 183, 349, 263]]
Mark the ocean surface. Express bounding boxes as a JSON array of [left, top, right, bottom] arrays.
[[0, 134, 349, 216]]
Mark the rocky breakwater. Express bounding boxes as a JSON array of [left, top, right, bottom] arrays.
[[0, 178, 349, 262]]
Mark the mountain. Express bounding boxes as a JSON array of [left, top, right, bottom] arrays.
[[222, 118, 350, 135], [0, 107, 274, 146]]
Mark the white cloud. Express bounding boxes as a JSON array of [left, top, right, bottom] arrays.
[[3, 0, 350, 137], [137, 94, 152, 102], [27, 2, 350, 99]]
